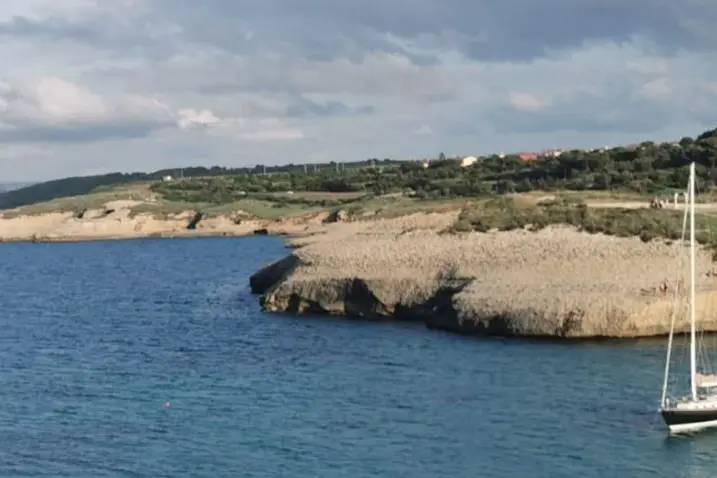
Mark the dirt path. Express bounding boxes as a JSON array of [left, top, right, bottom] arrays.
[[586, 200, 717, 211]]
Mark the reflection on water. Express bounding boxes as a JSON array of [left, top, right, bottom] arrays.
[[663, 431, 717, 478]]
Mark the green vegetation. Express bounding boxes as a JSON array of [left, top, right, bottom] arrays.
[[0, 184, 152, 219], [5, 126, 717, 214], [0, 173, 149, 211], [126, 198, 330, 221], [0, 178, 444, 221], [451, 196, 717, 249], [0, 161, 396, 210], [146, 126, 717, 206]]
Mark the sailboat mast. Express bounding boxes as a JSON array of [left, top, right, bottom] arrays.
[[690, 161, 697, 401]]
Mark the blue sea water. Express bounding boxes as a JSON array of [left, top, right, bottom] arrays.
[[0, 235, 714, 477]]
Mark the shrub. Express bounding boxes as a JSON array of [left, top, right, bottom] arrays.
[[452, 197, 717, 250]]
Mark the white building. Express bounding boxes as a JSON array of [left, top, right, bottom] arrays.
[[460, 156, 478, 167]]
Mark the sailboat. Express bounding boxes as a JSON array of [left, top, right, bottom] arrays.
[[660, 161, 717, 434]]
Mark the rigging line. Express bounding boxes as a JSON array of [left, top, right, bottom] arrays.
[[662, 189, 690, 405], [697, 212, 715, 374]]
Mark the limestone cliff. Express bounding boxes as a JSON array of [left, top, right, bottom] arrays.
[[0, 200, 326, 243], [251, 219, 717, 339]]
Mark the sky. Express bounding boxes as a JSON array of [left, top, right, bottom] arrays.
[[1, 1, 717, 181]]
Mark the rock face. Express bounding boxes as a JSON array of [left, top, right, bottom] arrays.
[[0, 200, 329, 243], [250, 215, 717, 339]]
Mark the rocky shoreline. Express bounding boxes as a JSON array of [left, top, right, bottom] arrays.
[[6, 198, 717, 339], [0, 199, 329, 243], [250, 211, 717, 339]]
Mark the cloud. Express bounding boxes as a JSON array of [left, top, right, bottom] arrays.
[[508, 92, 549, 112], [0, 76, 305, 145], [637, 78, 671, 100], [0, 76, 174, 142], [1, 1, 717, 180], [285, 97, 375, 118], [136, 0, 717, 61], [176, 109, 303, 142]]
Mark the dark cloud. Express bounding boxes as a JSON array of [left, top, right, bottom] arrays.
[[0, 120, 172, 143], [152, 0, 717, 62], [0, 13, 179, 61], [285, 97, 375, 118], [2, 0, 716, 64]]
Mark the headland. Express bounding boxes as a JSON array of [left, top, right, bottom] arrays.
[[6, 130, 717, 338]]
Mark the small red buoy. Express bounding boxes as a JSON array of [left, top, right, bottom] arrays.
[[164, 401, 172, 408]]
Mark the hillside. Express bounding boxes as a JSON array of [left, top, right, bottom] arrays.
[[250, 192, 717, 339], [0, 179, 472, 242], [0, 160, 401, 211], [245, 126, 717, 339], [3, 126, 717, 211], [152, 142, 700, 205], [1, 125, 717, 246]]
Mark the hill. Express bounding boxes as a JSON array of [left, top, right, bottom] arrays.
[[4, 126, 717, 212], [5, 125, 717, 339], [0, 160, 402, 211], [1, 125, 717, 244]]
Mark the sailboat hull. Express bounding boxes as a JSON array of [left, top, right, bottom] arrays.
[[661, 407, 717, 434]]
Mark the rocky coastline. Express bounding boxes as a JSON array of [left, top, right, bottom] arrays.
[[0, 199, 329, 243], [250, 211, 717, 339], [6, 196, 717, 339]]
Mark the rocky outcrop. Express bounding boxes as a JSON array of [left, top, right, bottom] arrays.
[[251, 218, 717, 339], [258, 274, 471, 321], [250, 254, 302, 295], [0, 200, 331, 243]]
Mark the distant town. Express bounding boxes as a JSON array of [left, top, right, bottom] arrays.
[[435, 140, 685, 169]]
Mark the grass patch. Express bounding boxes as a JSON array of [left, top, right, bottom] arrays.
[[527, 190, 649, 202], [229, 199, 326, 219], [369, 197, 467, 219], [268, 191, 367, 201], [0, 183, 154, 218], [127, 202, 192, 219], [129, 198, 330, 221], [451, 197, 717, 247], [313, 196, 468, 222]]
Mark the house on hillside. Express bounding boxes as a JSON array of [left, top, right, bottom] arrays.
[[518, 153, 538, 161], [542, 149, 563, 157], [460, 156, 478, 167], [162, 175, 173, 182]]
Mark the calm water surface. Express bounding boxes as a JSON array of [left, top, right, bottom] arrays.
[[0, 236, 714, 477]]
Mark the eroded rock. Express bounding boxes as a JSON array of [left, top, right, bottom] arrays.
[[250, 222, 717, 339]]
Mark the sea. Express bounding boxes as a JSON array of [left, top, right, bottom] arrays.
[[0, 235, 714, 477]]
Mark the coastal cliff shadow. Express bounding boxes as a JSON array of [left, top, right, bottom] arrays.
[[260, 308, 646, 347], [264, 308, 432, 340], [186, 211, 203, 230], [414, 325, 634, 349], [256, 304, 712, 347], [248, 253, 717, 346], [422, 314, 617, 345], [424, 320, 717, 347]]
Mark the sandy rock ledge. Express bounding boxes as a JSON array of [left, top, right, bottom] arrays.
[[250, 215, 717, 339], [0, 200, 326, 243]]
